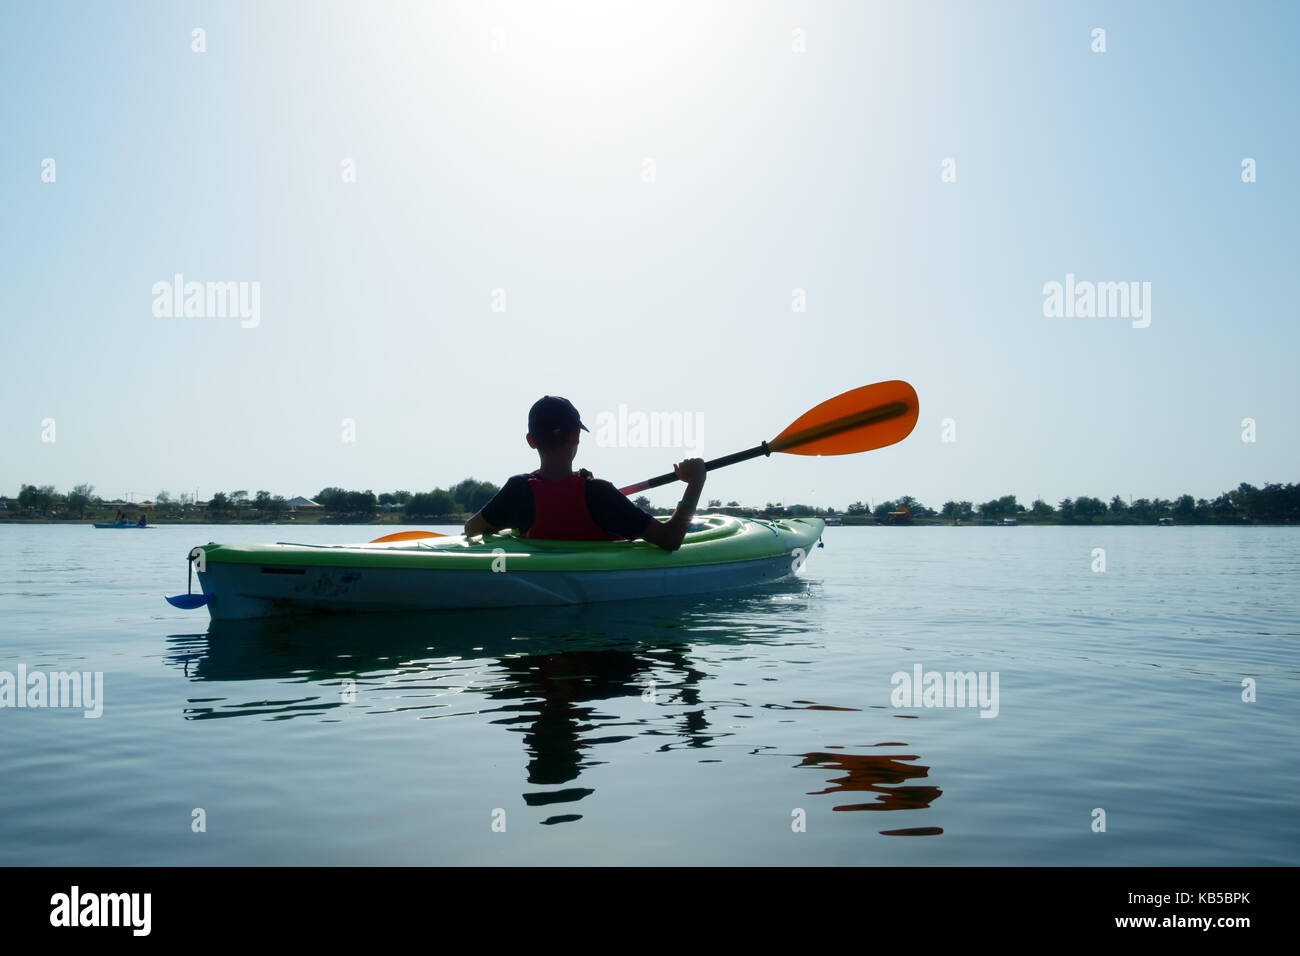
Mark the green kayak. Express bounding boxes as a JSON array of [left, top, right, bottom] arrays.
[[183, 514, 825, 620]]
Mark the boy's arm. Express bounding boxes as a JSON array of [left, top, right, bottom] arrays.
[[636, 458, 706, 552], [463, 512, 499, 536], [464, 475, 528, 536]]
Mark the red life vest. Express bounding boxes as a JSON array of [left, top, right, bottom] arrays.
[[525, 470, 623, 540]]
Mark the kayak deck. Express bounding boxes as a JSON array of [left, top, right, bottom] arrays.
[[191, 515, 824, 619]]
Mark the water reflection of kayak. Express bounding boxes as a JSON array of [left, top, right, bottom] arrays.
[[165, 580, 821, 684]]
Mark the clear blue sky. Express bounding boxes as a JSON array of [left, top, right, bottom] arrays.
[[2, 1, 1296, 510]]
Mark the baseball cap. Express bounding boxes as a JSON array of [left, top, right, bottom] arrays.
[[528, 395, 589, 439]]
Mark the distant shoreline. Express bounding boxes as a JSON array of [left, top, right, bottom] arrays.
[[0, 514, 444, 527], [2, 514, 1295, 528], [8, 479, 1296, 526]]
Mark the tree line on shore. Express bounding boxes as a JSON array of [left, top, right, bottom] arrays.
[[7, 480, 1300, 524], [841, 483, 1300, 524]]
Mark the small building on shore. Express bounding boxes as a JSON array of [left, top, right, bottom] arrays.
[[881, 505, 912, 526], [286, 496, 322, 518]]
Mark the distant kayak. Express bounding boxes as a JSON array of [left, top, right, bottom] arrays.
[[177, 514, 824, 620], [93, 522, 153, 529]]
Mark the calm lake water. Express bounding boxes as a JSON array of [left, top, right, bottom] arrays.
[[1, 523, 1296, 865]]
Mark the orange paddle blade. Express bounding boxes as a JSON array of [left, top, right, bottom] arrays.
[[769, 380, 918, 456], [368, 530, 447, 543]]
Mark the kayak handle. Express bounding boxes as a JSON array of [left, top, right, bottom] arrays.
[[619, 442, 770, 496]]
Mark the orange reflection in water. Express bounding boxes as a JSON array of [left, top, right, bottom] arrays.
[[797, 751, 943, 812]]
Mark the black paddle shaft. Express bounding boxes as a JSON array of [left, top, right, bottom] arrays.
[[619, 442, 770, 495]]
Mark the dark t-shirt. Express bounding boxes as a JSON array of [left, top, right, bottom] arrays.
[[479, 470, 654, 540]]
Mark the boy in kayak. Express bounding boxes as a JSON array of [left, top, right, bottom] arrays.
[[463, 396, 706, 551]]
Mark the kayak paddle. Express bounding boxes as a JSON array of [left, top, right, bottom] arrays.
[[618, 379, 918, 495], [368, 380, 918, 541], [370, 529, 446, 542]]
